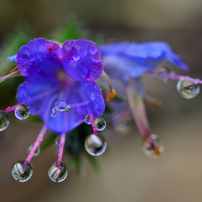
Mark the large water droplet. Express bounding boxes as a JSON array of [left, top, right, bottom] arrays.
[[11, 160, 33, 182], [142, 134, 164, 158], [177, 80, 200, 99], [48, 161, 68, 183], [0, 111, 10, 131], [27, 144, 40, 157], [93, 117, 106, 131], [14, 104, 30, 120], [84, 115, 91, 125], [85, 134, 107, 156]]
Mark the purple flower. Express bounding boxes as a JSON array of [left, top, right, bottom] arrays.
[[0, 38, 113, 183], [100, 41, 201, 158]]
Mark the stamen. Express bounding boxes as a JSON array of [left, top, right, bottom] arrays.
[[23, 125, 47, 166], [0, 68, 21, 83], [56, 133, 66, 168], [145, 95, 162, 108], [5, 66, 18, 75], [89, 113, 98, 135], [101, 70, 116, 101], [126, 86, 151, 138], [146, 70, 202, 84]]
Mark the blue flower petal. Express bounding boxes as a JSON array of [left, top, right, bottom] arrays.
[[100, 42, 189, 77], [61, 40, 103, 81], [16, 38, 62, 78], [17, 76, 59, 114], [40, 80, 105, 134], [7, 54, 17, 62]]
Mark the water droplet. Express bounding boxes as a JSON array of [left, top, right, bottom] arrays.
[[73, 55, 80, 61], [65, 105, 70, 112], [142, 134, 164, 158], [56, 101, 70, 112], [177, 80, 200, 99], [84, 115, 91, 125], [157, 66, 171, 83], [11, 160, 33, 182], [85, 134, 107, 156], [48, 161, 68, 183], [51, 111, 57, 117], [27, 144, 40, 157], [55, 136, 61, 146], [14, 104, 30, 120], [56, 101, 67, 112], [0, 111, 10, 131], [114, 121, 131, 135], [93, 117, 106, 131]]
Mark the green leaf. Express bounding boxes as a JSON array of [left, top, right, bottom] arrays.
[[86, 154, 101, 173], [40, 133, 57, 152], [69, 156, 84, 176]]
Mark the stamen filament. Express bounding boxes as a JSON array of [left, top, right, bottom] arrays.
[[101, 70, 116, 101], [56, 133, 66, 168], [146, 70, 202, 84], [23, 125, 47, 166], [89, 113, 98, 135], [0, 69, 21, 84], [126, 86, 151, 138]]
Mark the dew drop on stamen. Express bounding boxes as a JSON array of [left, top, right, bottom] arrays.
[[11, 160, 33, 182], [177, 80, 200, 99], [84, 115, 91, 125], [48, 161, 68, 183], [142, 134, 164, 158], [27, 144, 40, 157], [14, 104, 30, 120], [157, 66, 171, 83], [55, 136, 61, 145], [85, 134, 107, 156], [0, 111, 10, 131], [93, 117, 106, 131]]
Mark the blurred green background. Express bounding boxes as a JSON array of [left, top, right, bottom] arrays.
[[1, 0, 202, 202]]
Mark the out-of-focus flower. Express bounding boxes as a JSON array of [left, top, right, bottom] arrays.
[[100, 41, 202, 158], [0, 38, 115, 182]]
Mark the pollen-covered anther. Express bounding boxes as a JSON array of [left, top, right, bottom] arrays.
[[145, 95, 162, 108], [106, 89, 116, 101], [101, 70, 116, 101]]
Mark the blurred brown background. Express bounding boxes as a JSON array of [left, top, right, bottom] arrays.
[[1, 0, 202, 202]]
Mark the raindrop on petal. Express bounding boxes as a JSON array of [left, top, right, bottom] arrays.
[[48, 161, 68, 183], [0, 111, 10, 131], [27, 144, 40, 157], [93, 117, 106, 131], [142, 134, 164, 158], [177, 80, 200, 99], [14, 104, 30, 120], [84, 115, 91, 125], [85, 133, 107, 156], [11, 160, 33, 182]]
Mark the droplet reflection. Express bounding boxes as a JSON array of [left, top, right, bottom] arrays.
[[142, 134, 164, 158], [85, 134, 107, 156], [177, 80, 200, 99]]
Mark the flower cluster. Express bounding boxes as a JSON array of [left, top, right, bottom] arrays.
[[0, 38, 114, 182], [0, 39, 202, 183], [100, 41, 202, 158]]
